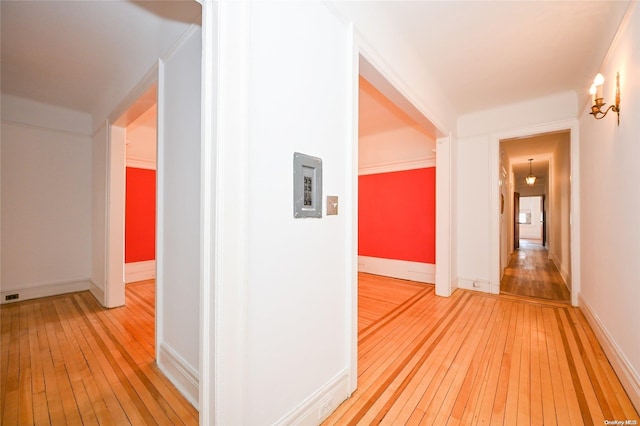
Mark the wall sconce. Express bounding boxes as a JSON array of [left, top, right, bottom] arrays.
[[525, 159, 536, 186], [589, 72, 620, 125]]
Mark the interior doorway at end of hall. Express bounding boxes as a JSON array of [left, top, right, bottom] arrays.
[[516, 195, 545, 248]]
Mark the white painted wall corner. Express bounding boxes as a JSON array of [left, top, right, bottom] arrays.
[[457, 277, 494, 294], [549, 250, 571, 292], [579, 294, 640, 413], [274, 369, 350, 425], [0, 279, 90, 304], [158, 341, 199, 409], [89, 281, 105, 305]]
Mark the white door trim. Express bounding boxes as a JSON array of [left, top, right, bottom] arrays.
[[201, 1, 251, 423]]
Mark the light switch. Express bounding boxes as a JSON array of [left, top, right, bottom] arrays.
[[327, 196, 338, 215]]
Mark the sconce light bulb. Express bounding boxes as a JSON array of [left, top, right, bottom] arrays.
[[594, 73, 605, 86], [589, 85, 596, 95]]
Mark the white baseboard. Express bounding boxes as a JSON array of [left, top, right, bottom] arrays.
[[451, 277, 459, 292], [158, 342, 199, 409], [579, 294, 640, 412], [549, 251, 571, 291], [125, 260, 156, 283], [457, 277, 494, 294], [275, 369, 350, 425], [89, 281, 105, 306], [1, 279, 90, 304], [358, 256, 435, 283]]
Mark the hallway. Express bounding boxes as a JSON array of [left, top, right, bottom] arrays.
[[324, 273, 639, 424], [501, 240, 571, 302]]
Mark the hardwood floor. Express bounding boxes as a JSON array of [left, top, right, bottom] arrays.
[[324, 273, 639, 425], [0, 280, 198, 425], [501, 240, 571, 302]]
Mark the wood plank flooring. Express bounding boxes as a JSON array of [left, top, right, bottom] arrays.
[[324, 273, 639, 425], [501, 240, 571, 302], [0, 280, 198, 426]]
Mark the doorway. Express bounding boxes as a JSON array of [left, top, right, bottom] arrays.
[[123, 90, 158, 286], [106, 79, 158, 309], [352, 53, 453, 397], [498, 131, 572, 303], [357, 54, 451, 296], [357, 74, 437, 284]]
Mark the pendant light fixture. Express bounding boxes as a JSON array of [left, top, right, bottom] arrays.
[[525, 159, 536, 186]]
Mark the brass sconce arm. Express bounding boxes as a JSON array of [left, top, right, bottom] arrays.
[[589, 72, 621, 125], [590, 102, 620, 122]]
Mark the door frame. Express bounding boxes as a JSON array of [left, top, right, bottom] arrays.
[[489, 119, 580, 306], [513, 192, 520, 250], [105, 65, 159, 308]]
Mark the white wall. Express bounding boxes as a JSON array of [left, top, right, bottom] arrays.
[[456, 92, 577, 293], [244, 3, 351, 424], [458, 91, 578, 138], [156, 27, 201, 407], [1, 95, 93, 302], [126, 104, 157, 169], [578, 3, 640, 410], [456, 135, 491, 290], [91, 123, 107, 302], [549, 134, 571, 286]]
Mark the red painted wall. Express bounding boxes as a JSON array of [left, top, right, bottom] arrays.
[[125, 167, 156, 263], [358, 168, 435, 263]]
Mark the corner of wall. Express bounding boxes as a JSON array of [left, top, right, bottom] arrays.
[[456, 277, 494, 294], [549, 250, 571, 292], [88, 281, 105, 305], [579, 293, 640, 412], [1, 279, 91, 305], [274, 369, 350, 426], [158, 342, 199, 410]]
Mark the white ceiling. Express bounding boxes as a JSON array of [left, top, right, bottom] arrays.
[[1, 1, 632, 124], [1, 1, 201, 119], [337, 1, 631, 116]]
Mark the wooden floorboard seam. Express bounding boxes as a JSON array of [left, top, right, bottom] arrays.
[[323, 274, 640, 425]]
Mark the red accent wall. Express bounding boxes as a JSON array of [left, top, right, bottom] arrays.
[[358, 168, 435, 263], [125, 167, 156, 263]]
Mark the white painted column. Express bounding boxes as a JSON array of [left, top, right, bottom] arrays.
[[105, 125, 126, 307], [201, 1, 251, 423], [435, 134, 452, 297]]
